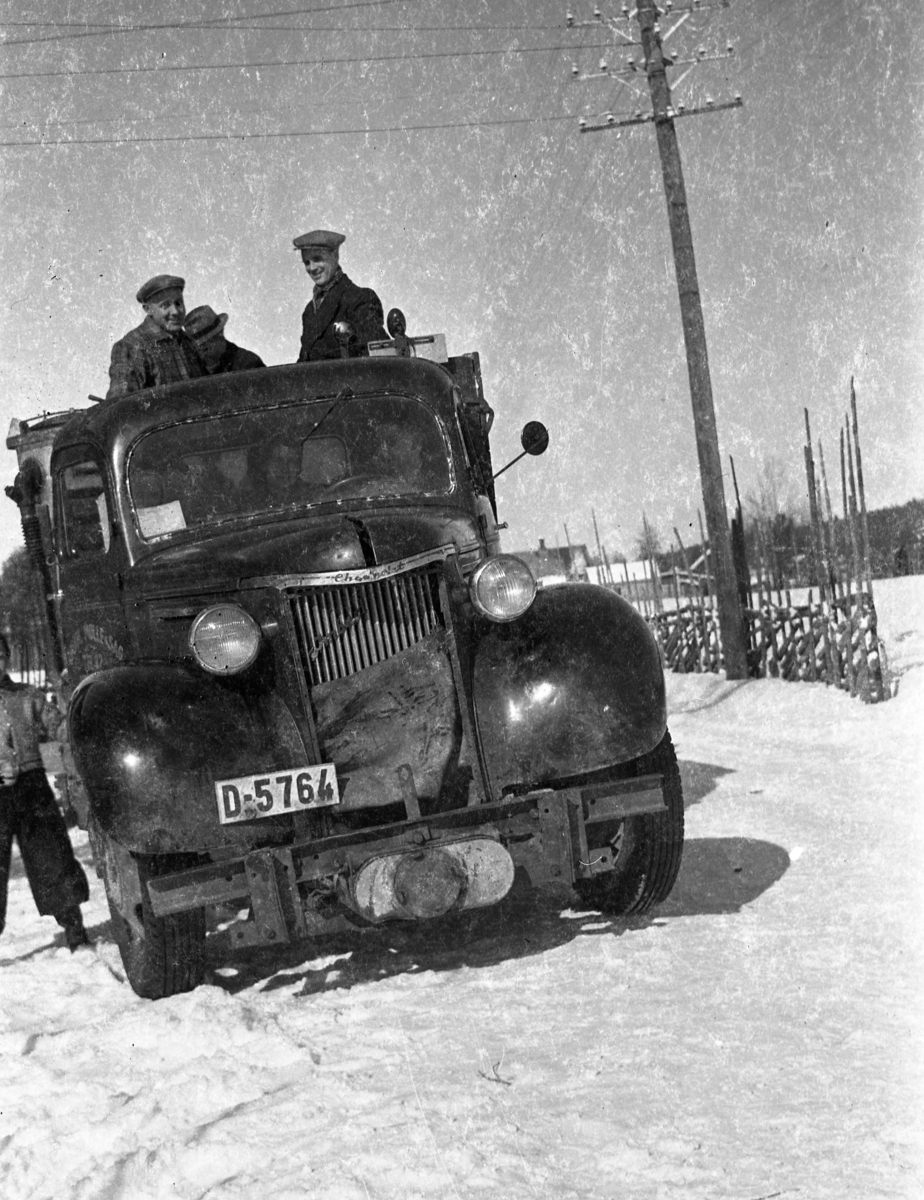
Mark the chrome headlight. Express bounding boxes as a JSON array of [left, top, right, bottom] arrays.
[[469, 555, 537, 622], [189, 605, 262, 674]]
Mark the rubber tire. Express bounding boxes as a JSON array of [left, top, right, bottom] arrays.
[[102, 838, 206, 1000], [573, 728, 684, 916]]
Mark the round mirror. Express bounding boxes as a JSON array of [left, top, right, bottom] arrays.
[[520, 421, 549, 457], [386, 308, 407, 338]]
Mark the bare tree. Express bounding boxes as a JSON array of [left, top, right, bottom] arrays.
[[634, 514, 663, 563], [744, 458, 807, 589], [0, 547, 47, 678]]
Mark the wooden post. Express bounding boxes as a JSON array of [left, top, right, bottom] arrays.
[[622, 560, 640, 615], [634, 0, 748, 680], [642, 511, 663, 615], [845, 419, 862, 596], [803, 410, 826, 602], [817, 440, 841, 590], [849, 382, 884, 701], [752, 531, 769, 677], [602, 545, 614, 587], [816, 441, 844, 688], [850, 378, 874, 598], [844, 419, 869, 697], [697, 508, 714, 605], [592, 508, 604, 586], [674, 526, 700, 672]]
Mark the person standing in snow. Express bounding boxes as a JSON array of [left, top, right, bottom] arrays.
[[0, 635, 90, 951]]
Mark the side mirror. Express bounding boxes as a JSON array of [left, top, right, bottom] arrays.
[[385, 308, 412, 357], [521, 421, 549, 457], [493, 421, 550, 480], [386, 308, 407, 338]]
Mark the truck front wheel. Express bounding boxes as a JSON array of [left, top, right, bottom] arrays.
[[100, 834, 206, 999], [573, 729, 684, 916]]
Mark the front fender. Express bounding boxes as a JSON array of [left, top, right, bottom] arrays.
[[68, 663, 310, 854], [472, 583, 666, 794]]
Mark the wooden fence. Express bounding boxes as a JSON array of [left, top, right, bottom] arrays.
[[643, 588, 887, 702], [615, 378, 890, 704]]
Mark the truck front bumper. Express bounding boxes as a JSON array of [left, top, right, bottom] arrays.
[[144, 776, 666, 947]]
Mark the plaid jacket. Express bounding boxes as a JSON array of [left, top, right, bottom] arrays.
[[0, 676, 63, 776], [106, 316, 206, 400]]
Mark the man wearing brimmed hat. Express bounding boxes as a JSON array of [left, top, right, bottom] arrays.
[[293, 230, 387, 362], [185, 305, 265, 375], [105, 274, 207, 400]]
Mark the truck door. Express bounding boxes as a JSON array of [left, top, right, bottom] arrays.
[[52, 447, 128, 681]]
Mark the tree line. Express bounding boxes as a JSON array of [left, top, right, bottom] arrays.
[[596, 497, 923, 592]]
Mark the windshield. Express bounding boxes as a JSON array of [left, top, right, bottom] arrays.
[[127, 394, 453, 540]]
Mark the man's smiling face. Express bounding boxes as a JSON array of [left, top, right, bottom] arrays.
[[301, 249, 338, 288], [143, 291, 186, 333]]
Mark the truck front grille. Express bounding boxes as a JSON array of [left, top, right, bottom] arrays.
[[289, 567, 444, 685]]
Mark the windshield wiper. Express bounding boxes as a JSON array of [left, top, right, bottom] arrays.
[[304, 386, 353, 442]]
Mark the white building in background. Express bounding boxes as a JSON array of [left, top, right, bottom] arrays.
[[506, 538, 590, 587], [506, 539, 665, 599], [585, 560, 656, 587]]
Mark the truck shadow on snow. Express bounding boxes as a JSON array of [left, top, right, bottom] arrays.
[[205, 836, 790, 998], [45, 778, 786, 990], [655, 836, 791, 918], [678, 758, 736, 808]]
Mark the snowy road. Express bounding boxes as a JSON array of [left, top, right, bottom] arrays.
[[1, 579, 922, 1200]]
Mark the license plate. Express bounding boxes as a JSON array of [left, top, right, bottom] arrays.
[[215, 765, 339, 824]]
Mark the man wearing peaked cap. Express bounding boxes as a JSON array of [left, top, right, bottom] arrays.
[[105, 274, 207, 400], [293, 229, 387, 362], [185, 305, 266, 375]]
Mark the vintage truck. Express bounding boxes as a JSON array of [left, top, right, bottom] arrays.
[[6, 321, 683, 998]]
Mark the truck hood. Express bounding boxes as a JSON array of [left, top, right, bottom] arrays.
[[127, 506, 481, 596]]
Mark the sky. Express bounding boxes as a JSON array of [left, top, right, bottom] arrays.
[[2, 573, 922, 1197], [0, 0, 921, 569]]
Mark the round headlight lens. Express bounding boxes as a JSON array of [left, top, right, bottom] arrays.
[[189, 605, 262, 674], [470, 555, 537, 622]]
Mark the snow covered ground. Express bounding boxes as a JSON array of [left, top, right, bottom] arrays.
[[2, 577, 922, 1200]]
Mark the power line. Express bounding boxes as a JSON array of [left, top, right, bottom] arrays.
[[1, 24, 572, 42], [0, 1, 413, 47], [0, 112, 579, 149], [1, 18, 575, 45], [0, 42, 610, 82]]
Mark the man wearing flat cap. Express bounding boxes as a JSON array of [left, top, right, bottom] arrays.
[[185, 306, 266, 375], [106, 275, 207, 400], [294, 230, 388, 362]]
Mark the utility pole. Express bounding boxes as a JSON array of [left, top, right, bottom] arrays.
[[571, 0, 748, 679]]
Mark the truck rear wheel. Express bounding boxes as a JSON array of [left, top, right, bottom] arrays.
[[574, 729, 684, 916], [100, 834, 206, 999]]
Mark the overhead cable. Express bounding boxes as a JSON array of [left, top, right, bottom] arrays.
[[0, 112, 579, 149], [0, 0, 412, 47], [0, 42, 610, 82]]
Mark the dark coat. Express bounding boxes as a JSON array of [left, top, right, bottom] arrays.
[[214, 341, 266, 373], [298, 272, 387, 362]]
